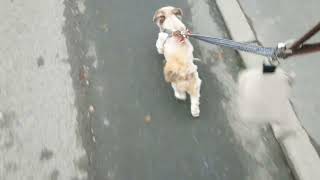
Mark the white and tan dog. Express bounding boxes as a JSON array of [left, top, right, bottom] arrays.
[[153, 6, 202, 117]]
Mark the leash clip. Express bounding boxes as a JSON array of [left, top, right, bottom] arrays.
[[172, 29, 191, 38], [171, 29, 191, 43], [275, 40, 295, 59], [179, 29, 191, 38]]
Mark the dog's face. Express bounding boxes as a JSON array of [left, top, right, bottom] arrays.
[[153, 6, 186, 31]]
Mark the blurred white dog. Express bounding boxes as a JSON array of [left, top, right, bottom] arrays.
[[153, 6, 202, 117]]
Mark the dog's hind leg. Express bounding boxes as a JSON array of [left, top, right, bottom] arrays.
[[172, 83, 187, 100], [189, 76, 202, 117]]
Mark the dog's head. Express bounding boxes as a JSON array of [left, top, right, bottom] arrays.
[[153, 6, 186, 31]]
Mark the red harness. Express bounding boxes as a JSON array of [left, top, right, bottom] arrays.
[[172, 30, 191, 44]]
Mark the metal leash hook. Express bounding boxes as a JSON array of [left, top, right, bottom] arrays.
[[180, 29, 191, 38]]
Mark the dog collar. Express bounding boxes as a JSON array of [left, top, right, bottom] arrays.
[[162, 28, 173, 36], [161, 28, 190, 44]]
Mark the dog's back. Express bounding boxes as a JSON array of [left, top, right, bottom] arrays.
[[164, 58, 186, 82], [164, 51, 193, 82]]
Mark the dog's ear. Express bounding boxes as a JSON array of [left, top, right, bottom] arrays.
[[172, 8, 183, 18], [152, 10, 158, 22], [153, 10, 162, 22]]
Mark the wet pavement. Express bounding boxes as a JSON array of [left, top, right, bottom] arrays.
[[64, 0, 294, 179]]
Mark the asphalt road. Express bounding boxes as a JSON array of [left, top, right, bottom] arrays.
[[64, 0, 294, 179]]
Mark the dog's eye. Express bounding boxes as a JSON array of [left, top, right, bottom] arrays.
[[159, 15, 165, 24]]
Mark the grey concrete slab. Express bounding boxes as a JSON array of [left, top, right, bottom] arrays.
[[216, 0, 256, 42], [63, 0, 294, 179], [0, 0, 87, 179]]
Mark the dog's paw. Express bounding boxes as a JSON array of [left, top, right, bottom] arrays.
[[174, 91, 187, 100], [157, 48, 164, 54], [191, 106, 200, 117]]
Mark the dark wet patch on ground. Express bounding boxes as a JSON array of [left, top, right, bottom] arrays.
[[50, 169, 59, 180], [63, 0, 95, 178], [40, 148, 54, 161], [0, 111, 16, 129], [4, 162, 18, 172], [37, 56, 45, 67], [0, 111, 16, 150]]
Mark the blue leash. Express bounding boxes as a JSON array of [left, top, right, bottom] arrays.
[[188, 33, 280, 72], [162, 29, 280, 59], [189, 34, 278, 58]]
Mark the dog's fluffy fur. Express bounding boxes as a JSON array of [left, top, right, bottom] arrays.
[[153, 6, 202, 117]]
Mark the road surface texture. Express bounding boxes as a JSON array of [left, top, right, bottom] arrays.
[[0, 0, 295, 179], [0, 0, 87, 180], [64, 0, 294, 179], [238, 0, 320, 152]]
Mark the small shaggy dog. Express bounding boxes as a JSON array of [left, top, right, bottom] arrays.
[[153, 6, 202, 117]]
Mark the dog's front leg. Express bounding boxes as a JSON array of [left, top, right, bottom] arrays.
[[156, 32, 168, 54]]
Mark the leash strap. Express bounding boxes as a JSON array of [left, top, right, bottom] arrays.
[[162, 28, 278, 58], [283, 22, 320, 58], [189, 34, 278, 58]]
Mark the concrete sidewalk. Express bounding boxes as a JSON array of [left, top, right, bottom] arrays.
[[0, 0, 87, 179], [216, 0, 320, 180]]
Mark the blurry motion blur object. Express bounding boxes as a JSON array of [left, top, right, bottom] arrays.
[[236, 22, 320, 122], [180, 21, 320, 121]]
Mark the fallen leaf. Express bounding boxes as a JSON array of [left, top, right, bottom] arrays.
[[80, 65, 89, 81], [89, 105, 95, 113], [144, 115, 151, 124]]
